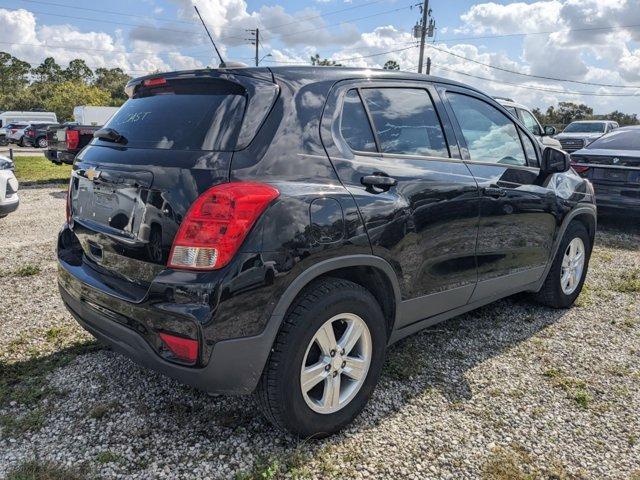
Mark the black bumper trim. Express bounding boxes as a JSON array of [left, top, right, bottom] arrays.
[[60, 283, 280, 395]]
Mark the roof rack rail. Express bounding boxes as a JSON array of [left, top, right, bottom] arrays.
[[493, 96, 515, 103]]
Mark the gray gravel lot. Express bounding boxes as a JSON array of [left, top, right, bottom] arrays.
[[1, 186, 639, 479]]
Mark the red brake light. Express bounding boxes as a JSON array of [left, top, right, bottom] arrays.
[[159, 332, 198, 363], [571, 159, 589, 174], [66, 130, 79, 150], [143, 77, 167, 87], [168, 182, 279, 270]]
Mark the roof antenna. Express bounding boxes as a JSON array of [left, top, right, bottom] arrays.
[[193, 5, 225, 67]]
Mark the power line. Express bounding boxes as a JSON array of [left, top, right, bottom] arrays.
[[435, 23, 640, 43], [427, 43, 640, 89], [431, 64, 640, 97], [265, 44, 419, 65]]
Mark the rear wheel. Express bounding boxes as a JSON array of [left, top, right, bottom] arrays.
[[37, 137, 48, 148], [255, 277, 386, 438], [535, 221, 591, 308]]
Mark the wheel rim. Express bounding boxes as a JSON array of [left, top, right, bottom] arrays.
[[300, 313, 372, 415], [561, 237, 585, 295]]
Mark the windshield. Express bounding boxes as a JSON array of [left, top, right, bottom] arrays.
[[99, 78, 247, 151], [587, 129, 640, 150], [563, 122, 605, 133]]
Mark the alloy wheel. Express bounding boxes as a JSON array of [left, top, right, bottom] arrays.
[[300, 313, 372, 414], [561, 237, 585, 295]]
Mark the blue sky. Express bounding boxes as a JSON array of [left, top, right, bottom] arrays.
[[1, 0, 640, 113]]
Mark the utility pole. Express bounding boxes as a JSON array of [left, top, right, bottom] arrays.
[[246, 28, 260, 66], [414, 0, 435, 73]]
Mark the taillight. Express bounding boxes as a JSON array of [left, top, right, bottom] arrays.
[[571, 160, 589, 174], [159, 332, 198, 364], [168, 182, 279, 270], [66, 130, 79, 150]]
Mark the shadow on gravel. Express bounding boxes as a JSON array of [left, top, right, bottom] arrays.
[[597, 212, 640, 236], [381, 295, 567, 405], [0, 341, 102, 408]]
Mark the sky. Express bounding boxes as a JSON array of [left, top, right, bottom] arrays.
[[1, 0, 640, 114]]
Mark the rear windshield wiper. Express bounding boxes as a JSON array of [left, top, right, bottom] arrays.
[[94, 128, 128, 145]]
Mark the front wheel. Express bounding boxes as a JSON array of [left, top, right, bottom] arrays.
[[535, 221, 591, 308], [255, 277, 386, 438], [37, 137, 48, 148]]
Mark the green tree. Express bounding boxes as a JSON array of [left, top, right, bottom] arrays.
[[63, 59, 93, 83], [310, 53, 341, 66], [42, 82, 111, 121], [556, 101, 593, 125], [0, 52, 31, 97], [383, 60, 400, 70], [94, 67, 131, 104], [31, 57, 63, 83]]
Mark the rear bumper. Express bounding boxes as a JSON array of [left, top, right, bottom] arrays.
[[46, 149, 75, 164], [60, 280, 279, 395], [0, 197, 19, 216]]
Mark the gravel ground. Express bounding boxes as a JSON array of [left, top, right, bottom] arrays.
[[1, 186, 639, 480]]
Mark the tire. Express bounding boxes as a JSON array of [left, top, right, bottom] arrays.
[[255, 277, 386, 438], [18, 136, 24, 147], [535, 221, 591, 308], [37, 137, 48, 148]]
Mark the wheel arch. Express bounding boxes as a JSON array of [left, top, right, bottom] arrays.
[[271, 255, 402, 339]]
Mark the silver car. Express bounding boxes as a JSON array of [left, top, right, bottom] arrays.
[[555, 120, 619, 153]]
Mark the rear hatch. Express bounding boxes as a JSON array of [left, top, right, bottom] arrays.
[[67, 69, 278, 294]]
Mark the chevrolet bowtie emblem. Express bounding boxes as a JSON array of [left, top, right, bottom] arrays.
[[612, 157, 620, 164], [86, 168, 101, 181]]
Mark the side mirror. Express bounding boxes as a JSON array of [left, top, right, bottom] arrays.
[[543, 125, 557, 136], [541, 147, 570, 174]]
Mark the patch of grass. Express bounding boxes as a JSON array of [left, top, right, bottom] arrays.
[[542, 369, 592, 410], [0, 408, 47, 436], [12, 156, 72, 185], [382, 339, 425, 381], [611, 268, 640, 293], [0, 341, 102, 408], [14, 264, 41, 277], [5, 459, 88, 480], [88, 401, 120, 420], [235, 448, 314, 480], [95, 451, 122, 464], [482, 446, 535, 480], [574, 282, 593, 307]]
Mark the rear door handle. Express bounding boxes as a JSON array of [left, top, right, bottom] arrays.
[[483, 186, 506, 198], [361, 173, 398, 190]]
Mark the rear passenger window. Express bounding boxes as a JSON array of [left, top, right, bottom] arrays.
[[340, 90, 377, 152], [448, 93, 526, 166], [360, 88, 448, 157]]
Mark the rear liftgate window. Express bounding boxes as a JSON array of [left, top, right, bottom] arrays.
[[103, 78, 247, 151]]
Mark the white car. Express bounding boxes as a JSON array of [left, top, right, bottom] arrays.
[[495, 97, 562, 149], [7, 123, 31, 146], [0, 155, 19, 218]]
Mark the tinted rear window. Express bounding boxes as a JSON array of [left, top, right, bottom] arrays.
[[587, 129, 640, 150], [100, 78, 247, 151]]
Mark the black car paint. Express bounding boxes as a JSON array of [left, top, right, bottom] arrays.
[[57, 66, 596, 395], [571, 147, 640, 213]]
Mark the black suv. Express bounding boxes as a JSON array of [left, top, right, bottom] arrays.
[[24, 123, 55, 148], [57, 67, 596, 437]]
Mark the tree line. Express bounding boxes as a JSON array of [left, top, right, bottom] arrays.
[[0, 52, 130, 121], [532, 101, 638, 127]]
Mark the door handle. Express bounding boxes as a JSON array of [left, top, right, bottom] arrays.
[[483, 186, 507, 198], [361, 173, 398, 191]]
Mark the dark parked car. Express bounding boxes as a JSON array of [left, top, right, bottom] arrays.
[[571, 125, 640, 213], [23, 123, 56, 148], [57, 67, 596, 437], [45, 124, 100, 164]]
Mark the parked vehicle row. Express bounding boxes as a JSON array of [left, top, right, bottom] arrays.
[[556, 120, 619, 152], [57, 66, 596, 438]]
